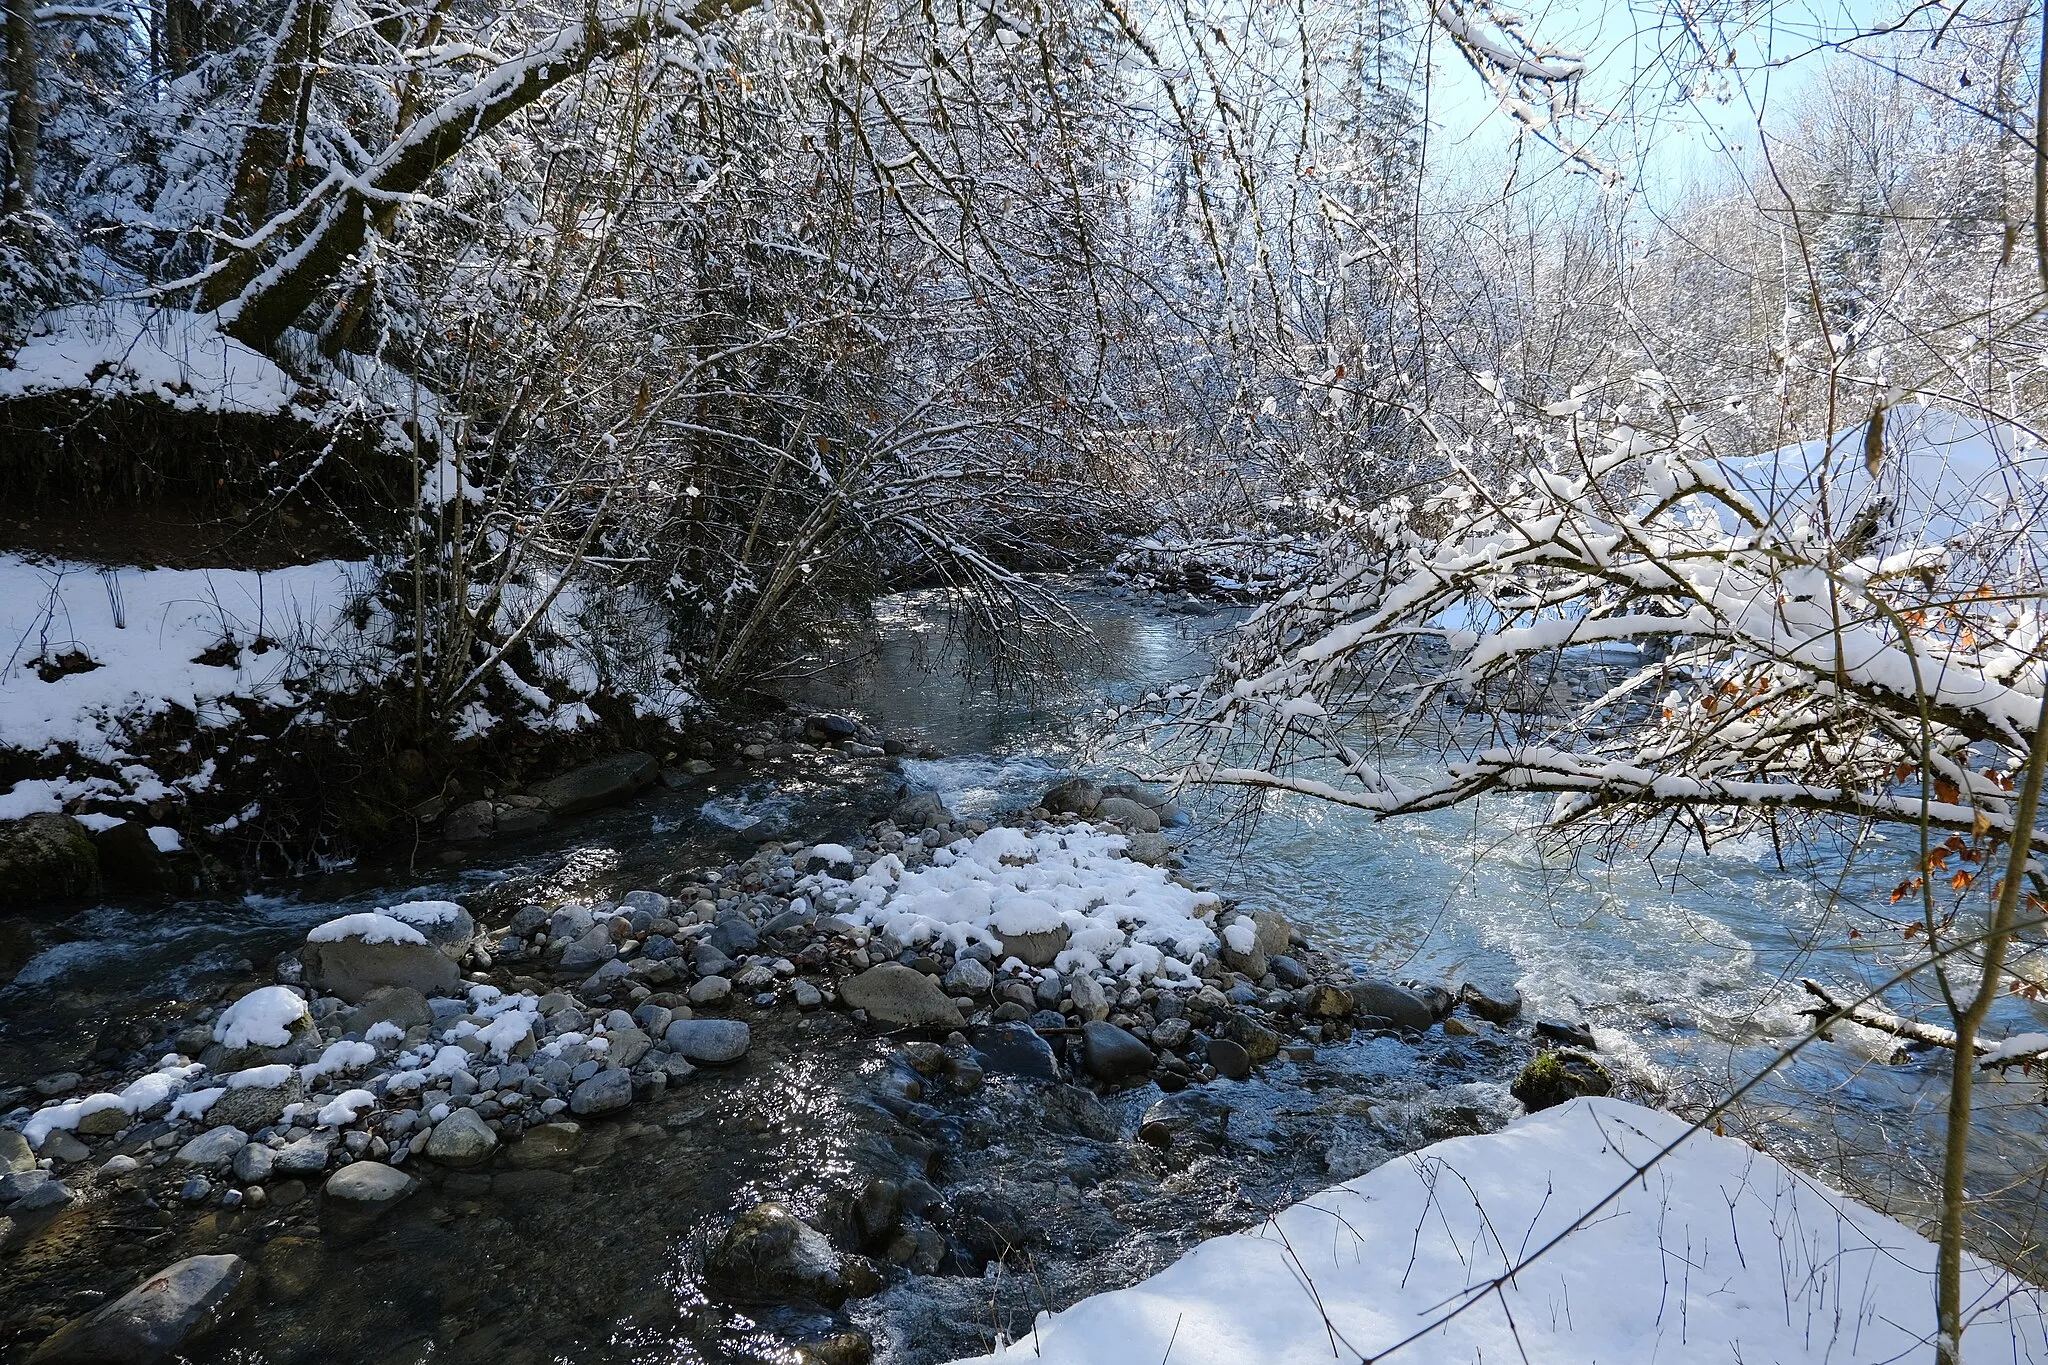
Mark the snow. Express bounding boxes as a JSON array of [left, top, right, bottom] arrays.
[[305, 912, 429, 945], [146, 826, 182, 853], [0, 551, 369, 768], [18, 1058, 209, 1147], [1979, 1032, 2048, 1067], [0, 305, 300, 415], [317, 1088, 377, 1127], [806, 843, 856, 867], [803, 824, 1219, 983], [212, 985, 309, 1048], [385, 899, 463, 926], [950, 1098, 2048, 1365], [225, 1063, 295, 1090], [167, 1088, 223, 1122], [300, 1040, 377, 1083]]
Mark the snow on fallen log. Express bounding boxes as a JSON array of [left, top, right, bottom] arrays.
[[949, 1098, 2048, 1364], [1799, 977, 2048, 1070]]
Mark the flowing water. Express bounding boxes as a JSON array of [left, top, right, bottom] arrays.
[[4, 580, 2048, 1362]]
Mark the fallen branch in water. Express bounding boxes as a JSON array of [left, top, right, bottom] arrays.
[[1798, 978, 2048, 1070]]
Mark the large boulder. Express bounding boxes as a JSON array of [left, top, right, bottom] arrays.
[[532, 751, 659, 817], [838, 964, 964, 1028], [383, 900, 476, 961], [1350, 978, 1435, 1031], [301, 913, 461, 1002], [708, 1203, 848, 1306], [0, 813, 98, 905], [1040, 777, 1101, 817], [1094, 796, 1160, 832], [28, 1255, 252, 1365], [89, 820, 176, 893]]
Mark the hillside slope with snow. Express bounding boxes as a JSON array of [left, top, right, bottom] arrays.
[[949, 1097, 2048, 1364]]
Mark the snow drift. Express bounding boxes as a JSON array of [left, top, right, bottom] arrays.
[[949, 1097, 2048, 1364]]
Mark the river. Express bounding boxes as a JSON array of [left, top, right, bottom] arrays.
[[3, 579, 2046, 1361]]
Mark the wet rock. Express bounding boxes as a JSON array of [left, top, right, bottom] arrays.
[[507, 1122, 583, 1167], [1300, 984, 1354, 1018], [1222, 1012, 1281, 1062], [1094, 796, 1160, 832], [797, 1331, 874, 1365], [0, 916, 35, 986], [1349, 979, 1434, 1031], [890, 791, 953, 830], [1206, 1037, 1252, 1080], [1251, 910, 1293, 959], [1040, 777, 1101, 817], [2, 1169, 72, 1210], [1038, 1085, 1121, 1141], [256, 1236, 323, 1303], [1511, 1051, 1612, 1112], [996, 925, 1069, 969], [532, 751, 659, 817], [1139, 1089, 1233, 1149], [322, 1161, 416, 1211], [1080, 1021, 1154, 1083], [973, 1022, 1059, 1081], [442, 800, 496, 842], [1151, 1017, 1192, 1050], [90, 819, 176, 893], [569, 1069, 633, 1115], [1459, 980, 1523, 1023], [949, 1188, 1039, 1265], [1535, 1018, 1597, 1050], [663, 1018, 752, 1063], [806, 714, 862, 743], [1413, 983, 1456, 1021], [27, 1254, 252, 1365], [708, 1202, 848, 1307], [302, 933, 461, 1003], [0, 813, 99, 906], [424, 1107, 498, 1165], [1269, 955, 1310, 988], [175, 1126, 250, 1168], [839, 963, 964, 1027], [1443, 1016, 1479, 1037]]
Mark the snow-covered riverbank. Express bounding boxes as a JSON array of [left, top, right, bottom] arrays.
[[952, 1095, 2048, 1364]]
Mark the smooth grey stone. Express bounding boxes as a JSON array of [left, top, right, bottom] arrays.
[[324, 1160, 415, 1207], [662, 1019, 751, 1064], [838, 963, 963, 1027], [568, 1069, 633, 1115], [231, 1143, 274, 1184], [26, 1255, 250, 1364], [1080, 1021, 1155, 1082], [175, 1126, 250, 1168]]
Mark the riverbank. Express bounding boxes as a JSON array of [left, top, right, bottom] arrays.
[[0, 769, 1585, 1364]]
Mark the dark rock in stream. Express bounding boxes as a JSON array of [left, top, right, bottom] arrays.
[[973, 1022, 1060, 1080], [1535, 1017, 1597, 1049], [1460, 980, 1523, 1023], [710, 1202, 851, 1307], [1512, 1051, 1612, 1111], [1207, 1037, 1251, 1080], [28, 1255, 254, 1365], [0, 812, 99, 905], [533, 750, 659, 817], [1139, 1089, 1233, 1149], [1349, 978, 1435, 1031], [1079, 1021, 1154, 1083]]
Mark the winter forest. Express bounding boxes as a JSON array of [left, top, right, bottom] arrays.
[[3, 0, 2048, 1357]]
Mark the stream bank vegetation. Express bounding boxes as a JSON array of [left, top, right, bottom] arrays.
[[5, 0, 2048, 1353]]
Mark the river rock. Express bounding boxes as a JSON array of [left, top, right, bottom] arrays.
[[1300, 983, 1354, 1018], [708, 1202, 848, 1307], [175, 1126, 249, 1168], [1511, 1051, 1612, 1111], [664, 1018, 752, 1063], [942, 957, 992, 996], [231, 1144, 274, 1184], [303, 931, 460, 1003], [1094, 796, 1160, 832], [1138, 1089, 1232, 1149], [973, 1022, 1059, 1080], [559, 925, 616, 972], [708, 917, 760, 957], [27, 1254, 252, 1365], [533, 751, 659, 816], [1080, 1021, 1154, 1082], [501, 1122, 576, 1168], [424, 1107, 498, 1165], [949, 1188, 1040, 1265], [1037, 1085, 1121, 1141], [996, 925, 1069, 969], [345, 986, 432, 1036], [1459, 980, 1523, 1023], [0, 813, 99, 906], [1, 1128, 33, 1175], [1040, 777, 1101, 816], [569, 1068, 633, 1115], [323, 1160, 415, 1211], [1151, 1016, 1192, 1050], [210, 1073, 303, 1131], [1216, 921, 1267, 980], [43, 1131, 89, 1164], [273, 1135, 334, 1175], [1066, 973, 1110, 1023], [442, 800, 496, 842], [1, 1169, 71, 1210], [1251, 910, 1293, 959], [1124, 831, 1171, 866], [1206, 1037, 1251, 1080], [839, 963, 963, 1027], [1350, 978, 1434, 1031], [688, 975, 733, 1006], [890, 791, 953, 829], [384, 900, 476, 960], [603, 1026, 653, 1068], [90, 819, 176, 893], [1536, 1018, 1597, 1049]]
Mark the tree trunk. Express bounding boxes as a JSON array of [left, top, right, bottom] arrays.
[[3, 0, 38, 215], [219, 0, 760, 353]]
